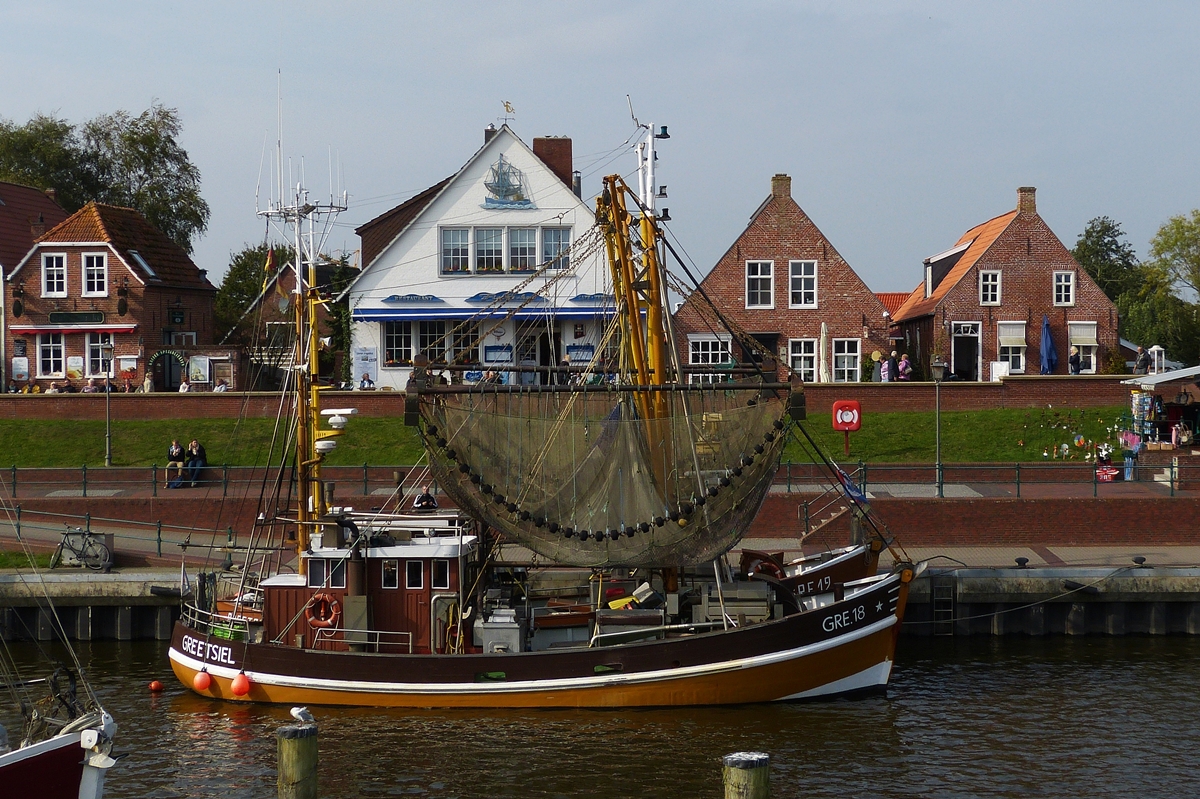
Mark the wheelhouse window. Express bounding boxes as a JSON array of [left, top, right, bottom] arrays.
[[1054, 272, 1075, 306], [997, 321, 1027, 373], [476, 228, 504, 272], [980, 270, 1001, 305], [382, 560, 399, 589], [832, 339, 861, 383], [307, 559, 326, 589], [509, 228, 537, 271], [745, 261, 773, 309], [789, 261, 817, 308], [433, 559, 451, 590], [38, 333, 64, 377], [384, 321, 412, 366], [543, 228, 570, 270], [789, 338, 817, 383], [42, 253, 66, 297], [441, 228, 470, 273], [688, 335, 733, 384], [329, 558, 346, 589], [406, 560, 424, 590], [419, 321, 447, 363], [307, 558, 346, 588], [82, 253, 107, 297], [86, 332, 113, 377]]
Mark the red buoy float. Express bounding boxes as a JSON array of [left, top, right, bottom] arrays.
[[231, 672, 251, 696], [193, 670, 212, 691], [148, 680, 164, 692]]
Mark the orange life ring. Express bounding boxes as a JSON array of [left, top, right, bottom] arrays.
[[305, 592, 342, 629], [748, 558, 786, 580]]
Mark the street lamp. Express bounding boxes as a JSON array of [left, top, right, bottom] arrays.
[[930, 356, 946, 498], [100, 343, 114, 467]]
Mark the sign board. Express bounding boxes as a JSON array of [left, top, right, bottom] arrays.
[[188, 355, 211, 384], [484, 344, 513, 364], [66, 356, 84, 380], [12, 339, 26, 358], [11, 357, 28, 382], [832, 400, 862, 432], [353, 347, 378, 383]]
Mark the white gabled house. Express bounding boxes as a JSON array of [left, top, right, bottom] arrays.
[[347, 124, 611, 389]]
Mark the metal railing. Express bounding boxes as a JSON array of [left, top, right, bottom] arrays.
[[313, 626, 413, 653]]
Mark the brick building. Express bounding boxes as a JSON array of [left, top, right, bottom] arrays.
[[4, 202, 224, 391], [891, 187, 1119, 380], [673, 174, 891, 382]]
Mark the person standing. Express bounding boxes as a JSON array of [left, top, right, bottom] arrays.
[[178, 379, 191, 393], [1133, 346, 1151, 375], [185, 439, 207, 487], [898, 353, 913, 380], [1068, 346, 1081, 375], [167, 439, 186, 487]]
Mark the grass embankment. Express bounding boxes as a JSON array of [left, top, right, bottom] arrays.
[[0, 550, 51, 568], [0, 406, 1127, 468]]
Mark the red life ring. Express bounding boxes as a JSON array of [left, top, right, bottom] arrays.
[[748, 558, 786, 580], [306, 592, 342, 628]]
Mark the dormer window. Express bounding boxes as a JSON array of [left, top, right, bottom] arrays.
[[83, 253, 108, 297], [42, 253, 66, 297]]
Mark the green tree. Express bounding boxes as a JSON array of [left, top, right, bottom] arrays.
[[323, 254, 356, 384], [1148, 209, 1200, 297], [0, 103, 209, 253], [1117, 263, 1200, 366], [215, 243, 296, 344], [1072, 216, 1141, 301]]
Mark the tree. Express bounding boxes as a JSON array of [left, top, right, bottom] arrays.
[[0, 103, 209, 253], [1148, 209, 1200, 298], [215, 243, 296, 344], [1117, 263, 1200, 366], [1072, 216, 1141, 302]]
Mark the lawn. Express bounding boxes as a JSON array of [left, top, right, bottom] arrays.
[[0, 406, 1128, 468]]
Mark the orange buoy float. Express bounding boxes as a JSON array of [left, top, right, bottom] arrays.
[[193, 670, 212, 691], [305, 592, 342, 629], [231, 672, 251, 696], [148, 680, 164, 692]]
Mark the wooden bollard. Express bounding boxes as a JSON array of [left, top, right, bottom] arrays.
[[277, 722, 318, 799], [723, 751, 770, 799]]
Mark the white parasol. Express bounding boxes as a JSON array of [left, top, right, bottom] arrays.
[[818, 321, 830, 383]]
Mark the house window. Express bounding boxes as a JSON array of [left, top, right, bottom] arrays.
[[433, 559, 451, 590], [37, 333, 64, 377], [42, 254, 66, 297], [997, 322, 1027, 373], [384, 321, 412, 366], [745, 261, 773, 309], [406, 560, 423, 590], [476, 228, 504, 272], [1068, 322, 1099, 374], [382, 560, 399, 589], [789, 339, 817, 383], [980, 271, 1001, 305], [543, 228, 570, 270], [1054, 272, 1075, 306], [171, 332, 197, 346], [832, 339, 860, 383], [509, 228, 537, 271], [419, 321, 447, 363], [789, 261, 817, 308], [307, 559, 326, 589], [82, 253, 107, 297], [688, 335, 733, 384], [86, 333, 113, 377], [441, 228, 470, 273], [452, 324, 480, 365]]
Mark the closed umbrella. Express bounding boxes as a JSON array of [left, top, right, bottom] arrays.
[[1039, 314, 1058, 375], [818, 322, 831, 383]]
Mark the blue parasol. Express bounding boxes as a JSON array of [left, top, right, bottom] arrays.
[[1039, 314, 1058, 374]]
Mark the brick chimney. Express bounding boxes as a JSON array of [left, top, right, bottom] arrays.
[[30, 213, 45, 239], [533, 137, 573, 188], [1017, 186, 1036, 215], [771, 174, 792, 199], [484, 123, 497, 144]]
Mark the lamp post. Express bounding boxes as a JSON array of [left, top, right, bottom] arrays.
[[931, 356, 946, 498], [101, 343, 114, 467]]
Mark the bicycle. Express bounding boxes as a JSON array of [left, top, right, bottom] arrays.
[[49, 525, 113, 572]]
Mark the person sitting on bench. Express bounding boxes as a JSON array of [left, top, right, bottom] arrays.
[[167, 439, 186, 487]]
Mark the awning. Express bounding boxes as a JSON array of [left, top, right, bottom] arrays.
[[998, 336, 1026, 348], [1069, 331, 1099, 347], [353, 308, 612, 322], [9, 324, 138, 334]]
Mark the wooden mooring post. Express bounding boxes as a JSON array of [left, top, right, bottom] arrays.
[[723, 751, 770, 799], [277, 722, 318, 799]]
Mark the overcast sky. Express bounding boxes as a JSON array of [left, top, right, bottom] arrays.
[[4, 2, 1197, 292]]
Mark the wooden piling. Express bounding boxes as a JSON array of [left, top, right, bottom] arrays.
[[722, 751, 769, 799], [277, 723, 318, 799]]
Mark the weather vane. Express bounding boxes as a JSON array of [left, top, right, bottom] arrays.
[[500, 101, 515, 124]]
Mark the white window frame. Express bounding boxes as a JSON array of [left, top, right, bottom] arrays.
[[997, 321, 1027, 374], [42, 253, 67, 298], [406, 560, 424, 590], [542, 227, 570, 270], [980, 270, 1001, 306], [86, 332, 113, 378], [509, 228, 538, 271], [328, 559, 347, 589], [82, 252, 108, 297], [687, 334, 733, 384], [307, 558, 326, 589], [788, 260, 817, 309], [37, 333, 64, 377], [788, 338, 817, 383], [1068, 322, 1099, 374], [475, 227, 504, 273], [382, 560, 399, 589], [1054, 271, 1075, 306], [433, 559, 451, 590], [383, 321, 412, 366], [745, 261, 774, 309], [419, 320, 447, 363], [441, 228, 470, 274], [832, 338, 861, 383]]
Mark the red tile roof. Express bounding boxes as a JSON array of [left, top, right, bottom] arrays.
[[355, 177, 453, 269], [0, 181, 68, 277], [875, 292, 910, 317], [33, 202, 213, 289], [892, 210, 1017, 322]]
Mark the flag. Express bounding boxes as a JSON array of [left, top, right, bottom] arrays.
[[180, 561, 192, 596]]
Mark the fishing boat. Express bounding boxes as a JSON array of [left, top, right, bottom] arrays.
[[0, 552, 118, 797], [167, 130, 920, 708]]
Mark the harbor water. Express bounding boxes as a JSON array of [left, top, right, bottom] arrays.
[[4, 637, 1198, 798]]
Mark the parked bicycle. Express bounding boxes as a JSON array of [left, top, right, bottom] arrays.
[[49, 525, 113, 571]]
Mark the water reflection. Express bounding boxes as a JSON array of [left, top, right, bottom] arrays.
[[4, 637, 1199, 798]]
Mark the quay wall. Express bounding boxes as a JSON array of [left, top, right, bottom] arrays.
[[0, 375, 1134, 421]]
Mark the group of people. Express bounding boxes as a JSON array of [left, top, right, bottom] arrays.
[[6, 376, 152, 393], [875, 351, 913, 382], [166, 438, 208, 488]]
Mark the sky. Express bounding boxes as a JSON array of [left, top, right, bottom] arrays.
[[3, 2, 1198, 293]]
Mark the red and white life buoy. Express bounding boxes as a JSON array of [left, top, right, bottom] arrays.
[[747, 558, 786, 580], [305, 592, 342, 629]]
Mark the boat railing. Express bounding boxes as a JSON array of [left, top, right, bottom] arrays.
[[589, 620, 724, 647], [180, 603, 253, 639], [312, 627, 414, 654]]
